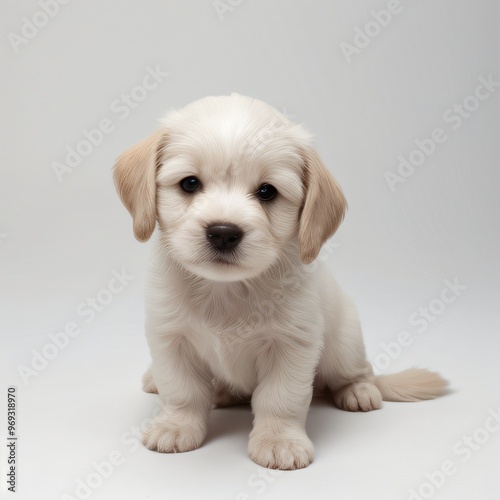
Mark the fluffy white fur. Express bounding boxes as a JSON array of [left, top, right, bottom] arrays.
[[114, 94, 448, 470]]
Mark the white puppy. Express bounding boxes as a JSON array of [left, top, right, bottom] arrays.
[[114, 94, 447, 470]]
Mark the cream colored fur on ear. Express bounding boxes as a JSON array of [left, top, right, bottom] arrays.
[[298, 147, 347, 264], [113, 130, 167, 242]]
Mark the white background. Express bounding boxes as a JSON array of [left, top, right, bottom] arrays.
[[1, 1, 499, 499]]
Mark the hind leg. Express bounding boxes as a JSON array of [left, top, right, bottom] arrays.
[[213, 380, 251, 408], [142, 365, 158, 394], [332, 381, 382, 412], [316, 292, 381, 412]]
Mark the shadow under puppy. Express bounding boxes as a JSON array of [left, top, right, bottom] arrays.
[[113, 94, 448, 470]]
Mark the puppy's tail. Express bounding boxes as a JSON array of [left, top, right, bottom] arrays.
[[374, 368, 449, 402]]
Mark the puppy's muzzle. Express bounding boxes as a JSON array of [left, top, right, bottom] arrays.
[[206, 223, 244, 252]]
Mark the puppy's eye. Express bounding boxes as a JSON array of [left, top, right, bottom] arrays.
[[180, 176, 202, 193], [256, 183, 277, 202]]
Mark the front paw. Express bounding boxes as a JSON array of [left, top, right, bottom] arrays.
[[143, 419, 206, 453], [248, 431, 314, 470]]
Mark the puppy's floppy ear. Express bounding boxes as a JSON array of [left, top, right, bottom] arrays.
[[298, 147, 347, 264], [113, 130, 167, 242]]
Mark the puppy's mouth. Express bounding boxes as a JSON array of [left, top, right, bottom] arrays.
[[184, 245, 267, 282], [210, 252, 240, 266], [185, 249, 254, 282]]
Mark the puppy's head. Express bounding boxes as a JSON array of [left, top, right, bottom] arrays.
[[114, 94, 346, 282]]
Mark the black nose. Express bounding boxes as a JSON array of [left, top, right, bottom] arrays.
[[206, 223, 243, 251]]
